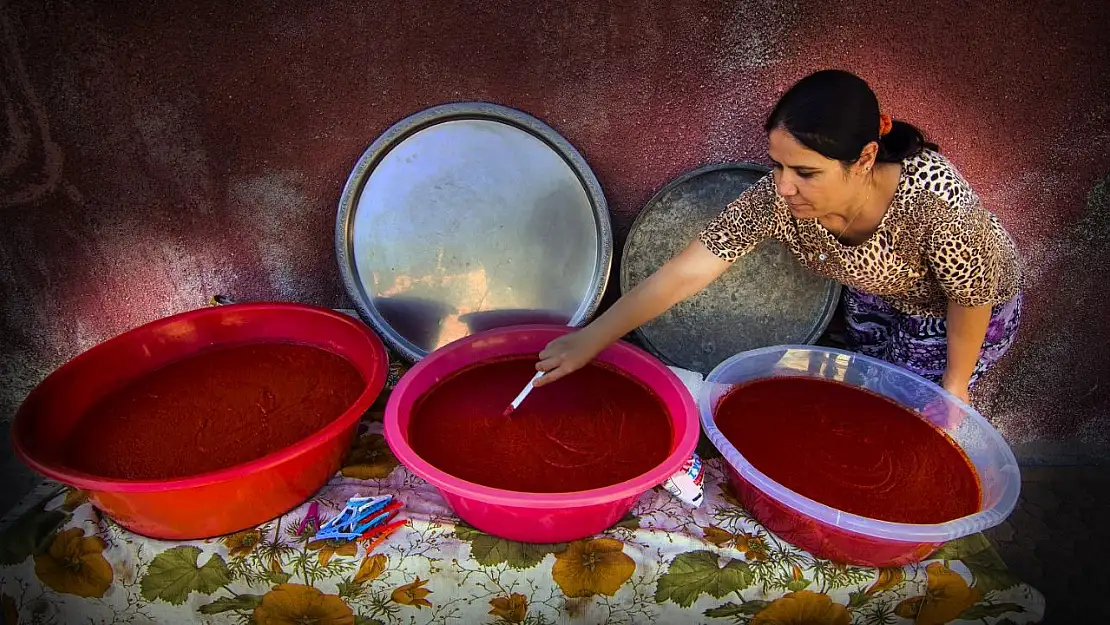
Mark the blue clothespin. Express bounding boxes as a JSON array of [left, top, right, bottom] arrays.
[[318, 508, 352, 532], [314, 529, 359, 541], [316, 495, 393, 538]]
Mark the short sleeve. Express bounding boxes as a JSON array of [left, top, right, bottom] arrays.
[[697, 174, 778, 262], [927, 203, 1007, 308]]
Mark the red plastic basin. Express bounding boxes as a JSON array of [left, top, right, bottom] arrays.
[[384, 325, 700, 543], [12, 303, 388, 540]]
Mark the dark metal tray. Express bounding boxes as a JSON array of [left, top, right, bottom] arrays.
[[621, 163, 840, 375]]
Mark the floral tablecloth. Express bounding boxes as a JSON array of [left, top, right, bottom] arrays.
[[0, 413, 1044, 625]]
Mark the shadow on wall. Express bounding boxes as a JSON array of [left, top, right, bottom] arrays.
[[980, 175, 1110, 453]]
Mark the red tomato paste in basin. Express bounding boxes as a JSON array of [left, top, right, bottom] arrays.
[[408, 357, 673, 493], [64, 343, 367, 480], [714, 378, 980, 525]]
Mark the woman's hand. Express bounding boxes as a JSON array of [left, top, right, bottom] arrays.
[[941, 374, 971, 404], [926, 374, 971, 430], [533, 240, 733, 388], [533, 328, 607, 387]]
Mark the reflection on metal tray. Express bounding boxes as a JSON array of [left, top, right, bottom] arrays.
[[621, 163, 841, 375], [336, 103, 613, 361]]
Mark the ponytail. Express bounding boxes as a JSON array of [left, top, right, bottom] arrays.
[[876, 120, 938, 162]]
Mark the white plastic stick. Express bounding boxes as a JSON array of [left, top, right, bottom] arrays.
[[505, 323, 574, 416], [505, 370, 546, 415]]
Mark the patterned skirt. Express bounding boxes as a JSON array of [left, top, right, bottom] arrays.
[[843, 288, 1023, 387]]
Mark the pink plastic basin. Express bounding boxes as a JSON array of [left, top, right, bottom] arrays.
[[384, 325, 699, 543], [700, 345, 1021, 567], [12, 303, 388, 540]]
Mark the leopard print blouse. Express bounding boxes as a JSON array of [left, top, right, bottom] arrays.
[[697, 150, 1022, 317]]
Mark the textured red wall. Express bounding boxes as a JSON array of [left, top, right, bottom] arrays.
[[2, 0, 1108, 478]]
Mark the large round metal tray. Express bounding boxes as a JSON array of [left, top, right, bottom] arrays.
[[337, 103, 613, 361], [621, 163, 840, 375]]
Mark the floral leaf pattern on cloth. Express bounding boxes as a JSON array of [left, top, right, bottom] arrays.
[[390, 577, 433, 609], [254, 583, 354, 624], [0, 490, 69, 566], [456, 523, 566, 570], [552, 539, 635, 598], [222, 528, 263, 558], [308, 538, 360, 567], [894, 562, 1000, 625], [59, 488, 88, 513], [33, 528, 112, 598], [704, 600, 770, 617], [930, 534, 1022, 594], [655, 550, 753, 607], [0, 418, 1046, 624], [197, 593, 263, 614], [353, 554, 387, 585], [140, 546, 230, 605], [866, 567, 906, 596], [488, 592, 528, 622], [750, 590, 851, 624]]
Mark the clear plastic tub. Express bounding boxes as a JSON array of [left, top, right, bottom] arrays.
[[699, 345, 1021, 566]]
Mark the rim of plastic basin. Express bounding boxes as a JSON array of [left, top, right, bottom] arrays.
[[384, 325, 701, 508], [12, 303, 389, 493], [700, 345, 1021, 543]]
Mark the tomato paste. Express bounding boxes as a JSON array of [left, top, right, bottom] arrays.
[[408, 357, 672, 493], [715, 377, 979, 524], [64, 343, 365, 479]]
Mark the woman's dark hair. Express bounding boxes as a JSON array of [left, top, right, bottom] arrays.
[[764, 69, 938, 164]]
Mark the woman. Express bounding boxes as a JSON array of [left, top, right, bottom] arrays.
[[536, 70, 1022, 403]]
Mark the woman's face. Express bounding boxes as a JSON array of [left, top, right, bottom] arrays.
[[767, 127, 870, 219]]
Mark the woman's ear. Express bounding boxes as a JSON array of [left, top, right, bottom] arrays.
[[856, 141, 879, 174]]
